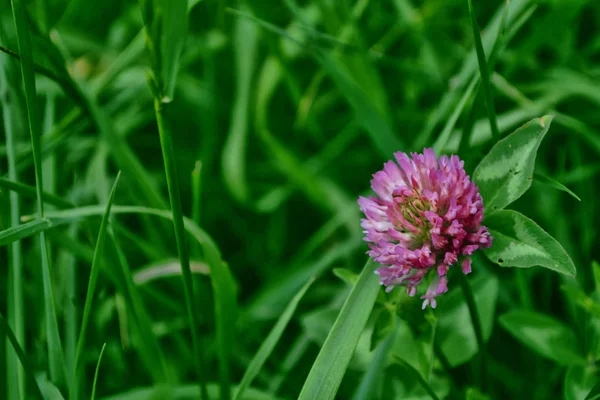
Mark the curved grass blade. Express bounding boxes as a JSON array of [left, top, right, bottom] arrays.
[[29, 205, 237, 400], [467, 0, 499, 139], [222, 5, 259, 203], [534, 172, 581, 201], [10, 0, 67, 385], [391, 357, 440, 400], [235, 278, 315, 400], [298, 259, 379, 400], [73, 172, 121, 398], [0, 177, 73, 208], [0, 314, 45, 399], [91, 343, 107, 400]]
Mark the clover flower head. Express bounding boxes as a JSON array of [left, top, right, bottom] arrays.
[[358, 148, 492, 309]]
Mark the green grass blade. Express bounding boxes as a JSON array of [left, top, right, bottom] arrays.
[[298, 259, 379, 400], [154, 98, 210, 400], [108, 226, 169, 382], [391, 357, 440, 400], [433, 75, 479, 152], [90, 343, 107, 400], [191, 160, 202, 225], [458, 272, 487, 391], [534, 172, 581, 201], [0, 218, 53, 246], [235, 278, 315, 400], [10, 0, 67, 385], [0, 314, 45, 399], [222, 5, 259, 203], [24, 205, 236, 398], [0, 177, 73, 209], [73, 172, 121, 398], [0, 53, 25, 400], [415, 0, 531, 148], [467, 0, 499, 139]]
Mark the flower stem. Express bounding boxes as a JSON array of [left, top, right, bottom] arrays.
[[154, 98, 209, 400], [458, 272, 487, 391]]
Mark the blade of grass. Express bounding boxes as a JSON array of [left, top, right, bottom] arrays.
[[353, 323, 398, 400], [222, 5, 259, 204], [154, 97, 210, 399], [458, 272, 487, 391], [415, 0, 531, 148], [467, 0, 499, 139], [391, 357, 440, 400], [108, 225, 170, 382], [0, 177, 73, 209], [10, 0, 66, 385], [0, 314, 45, 399], [191, 160, 202, 226], [298, 259, 379, 400], [0, 52, 25, 400], [27, 204, 237, 400], [235, 278, 315, 400], [72, 172, 121, 399], [534, 172, 581, 201], [90, 344, 107, 400], [0, 218, 54, 246]]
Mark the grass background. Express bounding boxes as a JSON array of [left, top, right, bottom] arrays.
[[0, 0, 599, 399]]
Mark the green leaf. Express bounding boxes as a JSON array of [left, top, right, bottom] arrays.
[[235, 278, 314, 400], [467, 0, 500, 139], [499, 310, 585, 365], [221, 7, 259, 204], [74, 173, 121, 390], [10, 0, 67, 385], [26, 205, 237, 400], [101, 384, 279, 400], [534, 172, 581, 201], [466, 387, 492, 400], [0, 218, 54, 246], [298, 259, 380, 400], [91, 344, 107, 400], [333, 268, 359, 286], [370, 307, 396, 351], [585, 380, 600, 400], [473, 115, 554, 211], [154, 95, 210, 396], [564, 366, 598, 400], [390, 357, 440, 400], [0, 177, 73, 208], [0, 314, 45, 399], [437, 273, 498, 367], [484, 210, 576, 276]]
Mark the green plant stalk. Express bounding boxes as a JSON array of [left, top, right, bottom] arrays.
[[10, 0, 66, 386], [154, 98, 210, 400], [467, 0, 500, 139], [0, 57, 25, 400], [0, 314, 45, 399], [73, 172, 121, 400], [90, 344, 107, 400], [458, 272, 487, 391]]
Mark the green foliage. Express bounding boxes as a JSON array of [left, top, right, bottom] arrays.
[[484, 210, 576, 276], [474, 115, 553, 211], [298, 259, 379, 400], [499, 310, 585, 365], [0, 0, 598, 399]]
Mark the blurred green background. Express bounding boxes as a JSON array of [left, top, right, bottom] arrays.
[[0, 0, 599, 399]]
